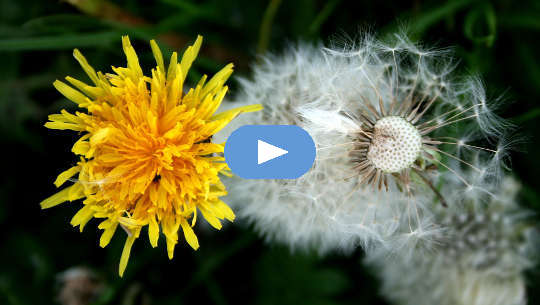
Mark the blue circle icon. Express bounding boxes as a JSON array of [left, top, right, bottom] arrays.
[[224, 125, 316, 179]]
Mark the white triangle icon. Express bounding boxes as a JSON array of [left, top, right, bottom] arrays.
[[258, 140, 288, 165]]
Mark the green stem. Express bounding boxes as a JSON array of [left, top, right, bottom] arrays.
[[309, 0, 342, 35], [513, 108, 540, 123], [257, 0, 283, 55]]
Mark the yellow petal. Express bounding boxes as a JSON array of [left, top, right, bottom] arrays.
[[166, 52, 178, 82], [201, 63, 233, 98], [180, 35, 202, 80], [199, 207, 222, 230], [161, 216, 180, 259], [210, 104, 263, 121], [65, 76, 101, 99], [167, 69, 182, 108], [119, 235, 137, 277], [90, 127, 112, 146], [40, 184, 84, 209], [40, 187, 71, 209], [215, 200, 235, 222], [99, 222, 118, 248], [150, 39, 165, 73], [70, 205, 94, 232], [180, 217, 199, 250], [122, 36, 143, 79], [72, 141, 90, 156], [73, 49, 99, 85], [44, 121, 85, 131], [54, 165, 81, 188], [53, 80, 88, 105], [68, 183, 85, 201], [97, 153, 125, 163], [118, 216, 145, 228], [46, 110, 87, 132], [148, 216, 159, 248], [166, 236, 177, 259]]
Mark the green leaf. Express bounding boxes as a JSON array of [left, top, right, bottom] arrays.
[[464, 3, 497, 47], [383, 0, 472, 38], [22, 14, 107, 33], [309, 0, 342, 35], [158, 0, 219, 21], [0, 32, 121, 51], [514, 107, 540, 124], [499, 13, 540, 31], [155, 13, 198, 32], [258, 0, 283, 54]]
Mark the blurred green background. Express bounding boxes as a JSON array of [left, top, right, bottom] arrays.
[[1, 0, 539, 304]]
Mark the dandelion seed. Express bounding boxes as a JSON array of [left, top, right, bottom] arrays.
[[365, 174, 538, 305], [40, 36, 262, 276]]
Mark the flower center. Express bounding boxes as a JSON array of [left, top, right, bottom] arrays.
[[367, 116, 422, 173]]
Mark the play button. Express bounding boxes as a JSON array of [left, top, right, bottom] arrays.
[[258, 140, 288, 164], [224, 125, 316, 179]]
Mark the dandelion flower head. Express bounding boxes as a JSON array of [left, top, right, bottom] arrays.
[[41, 35, 261, 276]]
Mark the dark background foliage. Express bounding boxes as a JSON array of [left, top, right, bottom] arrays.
[[0, 0, 539, 304]]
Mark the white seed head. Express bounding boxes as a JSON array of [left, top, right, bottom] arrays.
[[215, 42, 436, 254], [367, 116, 422, 173], [365, 174, 537, 305], [217, 31, 511, 257]]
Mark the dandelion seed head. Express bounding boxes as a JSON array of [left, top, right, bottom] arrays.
[[215, 41, 440, 254], [299, 33, 512, 197], [365, 173, 538, 305], [220, 31, 514, 256], [366, 116, 422, 173]]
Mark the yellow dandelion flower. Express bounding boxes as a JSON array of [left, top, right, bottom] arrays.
[[41, 35, 262, 276]]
